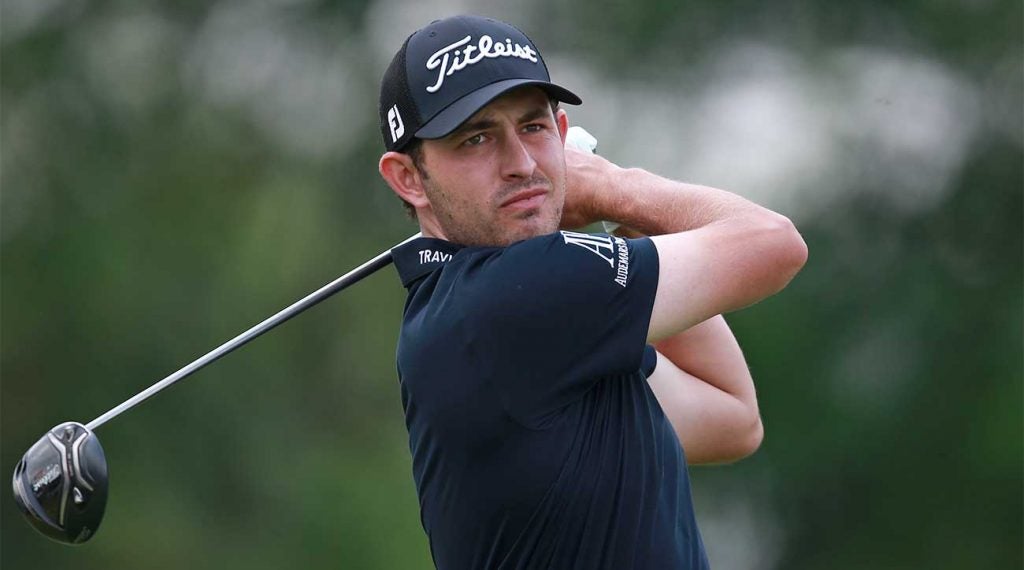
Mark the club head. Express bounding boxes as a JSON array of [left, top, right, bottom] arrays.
[[12, 421, 108, 544]]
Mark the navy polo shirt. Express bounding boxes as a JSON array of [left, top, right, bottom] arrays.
[[392, 231, 708, 570]]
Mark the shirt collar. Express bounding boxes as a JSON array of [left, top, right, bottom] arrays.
[[392, 237, 465, 288]]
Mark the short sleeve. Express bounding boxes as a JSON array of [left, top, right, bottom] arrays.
[[459, 231, 660, 426]]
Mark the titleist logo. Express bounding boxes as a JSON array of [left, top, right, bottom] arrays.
[[426, 35, 538, 94], [32, 463, 62, 492]]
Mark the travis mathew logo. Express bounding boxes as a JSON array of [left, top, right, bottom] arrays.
[[425, 35, 538, 94], [418, 249, 452, 264]]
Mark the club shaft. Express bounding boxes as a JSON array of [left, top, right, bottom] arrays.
[[85, 233, 421, 431]]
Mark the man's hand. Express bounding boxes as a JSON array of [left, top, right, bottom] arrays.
[[560, 142, 620, 230]]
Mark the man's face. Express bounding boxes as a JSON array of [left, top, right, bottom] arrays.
[[415, 87, 568, 247]]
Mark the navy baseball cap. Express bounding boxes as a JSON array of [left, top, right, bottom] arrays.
[[379, 15, 582, 152]]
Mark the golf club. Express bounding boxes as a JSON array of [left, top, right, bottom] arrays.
[[12, 232, 421, 545]]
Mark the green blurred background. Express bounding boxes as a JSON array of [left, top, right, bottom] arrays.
[[2, 1, 1021, 568]]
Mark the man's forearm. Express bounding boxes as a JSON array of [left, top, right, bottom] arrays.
[[652, 315, 757, 412], [576, 161, 781, 236], [645, 315, 764, 464]]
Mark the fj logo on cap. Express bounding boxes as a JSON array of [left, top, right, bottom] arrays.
[[387, 105, 405, 142], [426, 35, 538, 94]]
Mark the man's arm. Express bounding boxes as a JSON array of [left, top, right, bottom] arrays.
[[649, 316, 762, 464], [617, 224, 765, 464], [562, 143, 807, 463], [564, 155, 807, 339]]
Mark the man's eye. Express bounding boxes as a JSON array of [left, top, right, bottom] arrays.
[[523, 123, 544, 133], [463, 133, 485, 146]]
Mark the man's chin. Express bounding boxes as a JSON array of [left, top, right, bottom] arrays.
[[501, 216, 559, 244], [443, 210, 560, 247]]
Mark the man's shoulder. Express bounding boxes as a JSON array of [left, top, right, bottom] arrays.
[[453, 232, 633, 291], [395, 231, 655, 313], [475, 231, 634, 274]]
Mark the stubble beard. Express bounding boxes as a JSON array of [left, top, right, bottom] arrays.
[[424, 175, 564, 247]]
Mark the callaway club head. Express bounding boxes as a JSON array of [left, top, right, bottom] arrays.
[[12, 422, 108, 544]]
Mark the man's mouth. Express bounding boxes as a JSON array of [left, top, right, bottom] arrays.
[[500, 188, 548, 210]]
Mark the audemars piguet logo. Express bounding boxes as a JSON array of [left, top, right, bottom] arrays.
[[560, 231, 614, 267], [426, 35, 538, 94], [560, 231, 630, 288]]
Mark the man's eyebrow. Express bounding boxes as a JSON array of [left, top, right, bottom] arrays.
[[517, 106, 553, 124], [447, 105, 553, 139], [449, 117, 497, 139]]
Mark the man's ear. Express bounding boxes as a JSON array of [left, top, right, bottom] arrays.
[[556, 108, 569, 143], [379, 151, 430, 209]]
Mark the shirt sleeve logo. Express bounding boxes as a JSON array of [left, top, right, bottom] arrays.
[[559, 231, 631, 288], [612, 236, 629, 287], [560, 231, 631, 288], [560, 231, 615, 267]]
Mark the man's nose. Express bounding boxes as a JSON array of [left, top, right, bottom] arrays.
[[498, 133, 537, 180]]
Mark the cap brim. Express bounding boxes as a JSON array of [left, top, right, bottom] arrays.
[[415, 79, 582, 140]]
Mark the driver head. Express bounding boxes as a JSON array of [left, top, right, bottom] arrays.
[[12, 421, 108, 544]]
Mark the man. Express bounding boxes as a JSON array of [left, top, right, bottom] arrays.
[[377, 15, 807, 570]]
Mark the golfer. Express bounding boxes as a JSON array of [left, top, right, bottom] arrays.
[[377, 15, 807, 570]]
